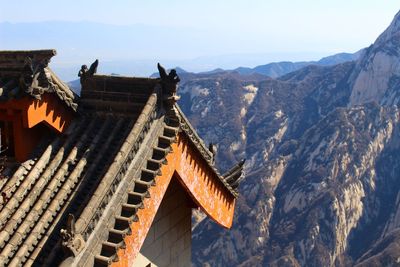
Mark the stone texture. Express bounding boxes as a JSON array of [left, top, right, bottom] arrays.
[[138, 180, 192, 267]]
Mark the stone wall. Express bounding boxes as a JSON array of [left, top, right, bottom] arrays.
[[133, 179, 192, 267]]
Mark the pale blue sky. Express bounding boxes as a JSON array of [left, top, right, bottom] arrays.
[[1, 0, 398, 53], [0, 1, 399, 78]]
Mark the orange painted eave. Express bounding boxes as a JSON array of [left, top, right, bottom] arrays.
[[0, 94, 74, 133], [26, 94, 74, 133], [112, 132, 237, 267], [173, 133, 237, 228], [0, 94, 75, 161]]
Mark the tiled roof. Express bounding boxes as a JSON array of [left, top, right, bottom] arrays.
[[93, 114, 180, 266], [0, 55, 245, 266], [0, 114, 133, 265], [0, 50, 78, 110], [0, 71, 156, 265], [92, 103, 246, 266], [0, 85, 153, 266]]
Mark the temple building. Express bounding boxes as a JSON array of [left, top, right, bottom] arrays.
[[0, 50, 245, 267]]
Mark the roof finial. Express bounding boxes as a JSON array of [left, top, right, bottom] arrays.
[[60, 214, 85, 256], [78, 59, 98, 84], [19, 56, 53, 100], [208, 143, 217, 164], [223, 159, 246, 190], [157, 63, 180, 111]]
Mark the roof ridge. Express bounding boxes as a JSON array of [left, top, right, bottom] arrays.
[[95, 120, 179, 265], [74, 94, 158, 239]]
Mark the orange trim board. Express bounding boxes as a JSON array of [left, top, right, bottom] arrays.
[[0, 94, 73, 133], [112, 133, 236, 267], [25, 94, 73, 132], [0, 94, 74, 161]]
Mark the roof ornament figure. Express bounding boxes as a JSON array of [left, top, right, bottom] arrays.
[[157, 63, 180, 110], [223, 159, 246, 190], [208, 143, 217, 164], [78, 59, 98, 84], [19, 56, 55, 100], [60, 214, 85, 257]]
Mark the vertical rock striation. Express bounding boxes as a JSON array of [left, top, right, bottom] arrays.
[[177, 10, 400, 267]]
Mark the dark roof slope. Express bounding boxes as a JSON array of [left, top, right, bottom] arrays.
[[0, 72, 155, 266], [0, 57, 245, 266]]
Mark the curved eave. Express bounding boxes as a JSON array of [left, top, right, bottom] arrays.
[[173, 132, 236, 228], [111, 131, 236, 267], [174, 104, 240, 197]]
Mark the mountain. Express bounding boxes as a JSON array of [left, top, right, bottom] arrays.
[[67, 79, 81, 95], [349, 14, 400, 106], [233, 50, 363, 78], [149, 66, 188, 78], [176, 10, 400, 266], [150, 52, 361, 82]]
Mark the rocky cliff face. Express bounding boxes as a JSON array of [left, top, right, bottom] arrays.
[[350, 11, 400, 107], [178, 10, 400, 267]]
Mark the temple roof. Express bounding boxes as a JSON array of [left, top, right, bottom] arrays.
[[0, 51, 245, 266], [0, 50, 78, 110]]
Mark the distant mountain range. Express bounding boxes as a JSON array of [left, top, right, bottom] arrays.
[[175, 10, 400, 267], [231, 50, 363, 77], [150, 51, 363, 79], [0, 21, 356, 81], [70, 51, 362, 96]]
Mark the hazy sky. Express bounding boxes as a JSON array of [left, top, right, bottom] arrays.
[[1, 0, 398, 55], [0, 1, 399, 78], [0, 0, 400, 51]]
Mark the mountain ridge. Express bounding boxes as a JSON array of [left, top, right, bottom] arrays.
[[175, 10, 400, 266], [232, 50, 363, 77]]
